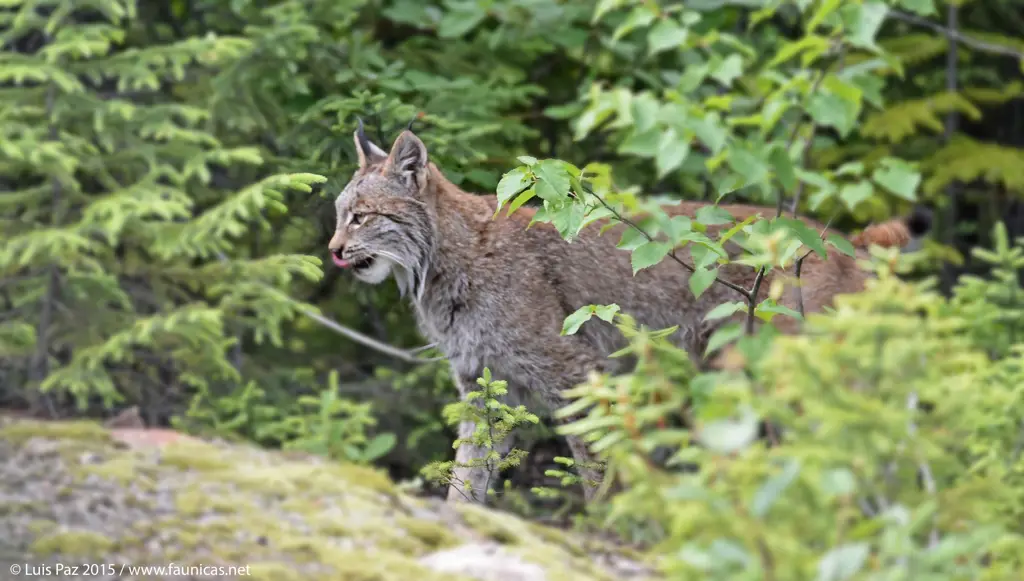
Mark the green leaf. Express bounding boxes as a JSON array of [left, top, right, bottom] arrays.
[[561, 304, 620, 335], [360, 433, 397, 462], [776, 217, 827, 258], [710, 54, 744, 87], [695, 205, 734, 226], [705, 322, 743, 355], [534, 160, 572, 202], [839, 181, 873, 211], [769, 146, 797, 192], [562, 307, 593, 335], [647, 18, 688, 56], [704, 301, 747, 322], [871, 157, 920, 201], [593, 304, 621, 323], [807, 92, 859, 137], [632, 241, 673, 273], [613, 6, 657, 41], [656, 129, 691, 177], [438, 6, 488, 38], [518, 156, 538, 166], [690, 114, 727, 154], [689, 266, 718, 298], [845, 1, 888, 50], [816, 543, 870, 581], [506, 188, 536, 216], [820, 468, 857, 498], [496, 167, 531, 207], [755, 300, 802, 323], [826, 233, 856, 257], [898, 0, 936, 15], [750, 459, 801, 518], [699, 405, 759, 454], [618, 222, 654, 251], [619, 128, 661, 158]]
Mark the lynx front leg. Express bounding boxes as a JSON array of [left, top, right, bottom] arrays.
[[445, 373, 513, 504]]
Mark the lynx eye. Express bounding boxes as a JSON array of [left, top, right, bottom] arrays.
[[349, 212, 366, 226]]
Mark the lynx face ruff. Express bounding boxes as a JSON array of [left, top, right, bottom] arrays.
[[329, 126, 929, 503]]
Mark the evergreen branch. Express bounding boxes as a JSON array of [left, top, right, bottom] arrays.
[[890, 10, 1024, 60]]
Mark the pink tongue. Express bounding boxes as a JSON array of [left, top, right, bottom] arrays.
[[332, 254, 351, 268]]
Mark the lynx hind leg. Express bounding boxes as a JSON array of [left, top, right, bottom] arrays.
[[446, 374, 514, 504]]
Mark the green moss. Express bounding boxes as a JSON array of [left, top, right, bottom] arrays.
[[526, 522, 587, 557], [456, 503, 524, 545], [0, 419, 112, 447], [30, 530, 116, 557], [77, 454, 156, 489], [319, 550, 469, 581], [396, 516, 459, 550], [158, 442, 231, 472], [248, 562, 306, 581]]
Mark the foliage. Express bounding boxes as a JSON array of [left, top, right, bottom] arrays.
[[421, 367, 539, 502], [553, 246, 1023, 578]]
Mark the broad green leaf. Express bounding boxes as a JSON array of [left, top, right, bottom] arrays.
[[816, 543, 870, 581], [647, 18, 688, 56], [755, 300, 802, 322], [496, 167, 531, 207], [871, 158, 920, 201], [619, 128, 661, 158], [699, 405, 759, 454], [534, 160, 572, 201], [827, 233, 856, 257], [769, 35, 830, 68], [518, 156, 538, 166], [728, 146, 771, 185], [750, 459, 801, 518], [632, 241, 673, 273], [438, 6, 487, 38], [776, 217, 827, 258], [613, 6, 657, 41], [898, 0, 936, 15], [689, 266, 718, 298], [820, 468, 857, 498], [845, 1, 888, 50], [360, 433, 397, 462], [690, 114, 727, 154], [695, 205, 734, 226], [769, 145, 797, 192], [705, 322, 744, 356], [506, 188, 536, 216], [839, 181, 873, 210], [807, 93, 859, 137], [710, 53, 744, 87], [561, 306, 593, 336], [656, 129, 691, 177], [561, 304, 621, 335], [704, 301, 747, 322]]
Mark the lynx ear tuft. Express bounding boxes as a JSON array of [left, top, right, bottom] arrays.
[[384, 131, 429, 189], [353, 118, 387, 168]]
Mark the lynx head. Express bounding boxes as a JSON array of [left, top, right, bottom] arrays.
[[329, 121, 434, 297]]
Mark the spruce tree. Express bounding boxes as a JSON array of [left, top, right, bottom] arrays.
[[0, 0, 325, 414]]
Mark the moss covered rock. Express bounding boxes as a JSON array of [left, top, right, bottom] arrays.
[[0, 416, 655, 581]]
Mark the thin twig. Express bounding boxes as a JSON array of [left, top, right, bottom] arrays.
[[214, 252, 442, 364], [889, 9, 1024, 60]]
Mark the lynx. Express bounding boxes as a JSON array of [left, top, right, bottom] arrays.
[[328, 125, 930, 503]]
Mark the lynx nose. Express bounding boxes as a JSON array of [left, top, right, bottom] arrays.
[[328, 230, 346, 255], [328, 230, 349, 268]]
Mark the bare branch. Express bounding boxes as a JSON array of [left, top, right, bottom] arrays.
[[890, 9, 1024, 60]]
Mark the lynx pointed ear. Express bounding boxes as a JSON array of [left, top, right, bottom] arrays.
[[353, 118, 387, 168], [383, 130, 429, 190]]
